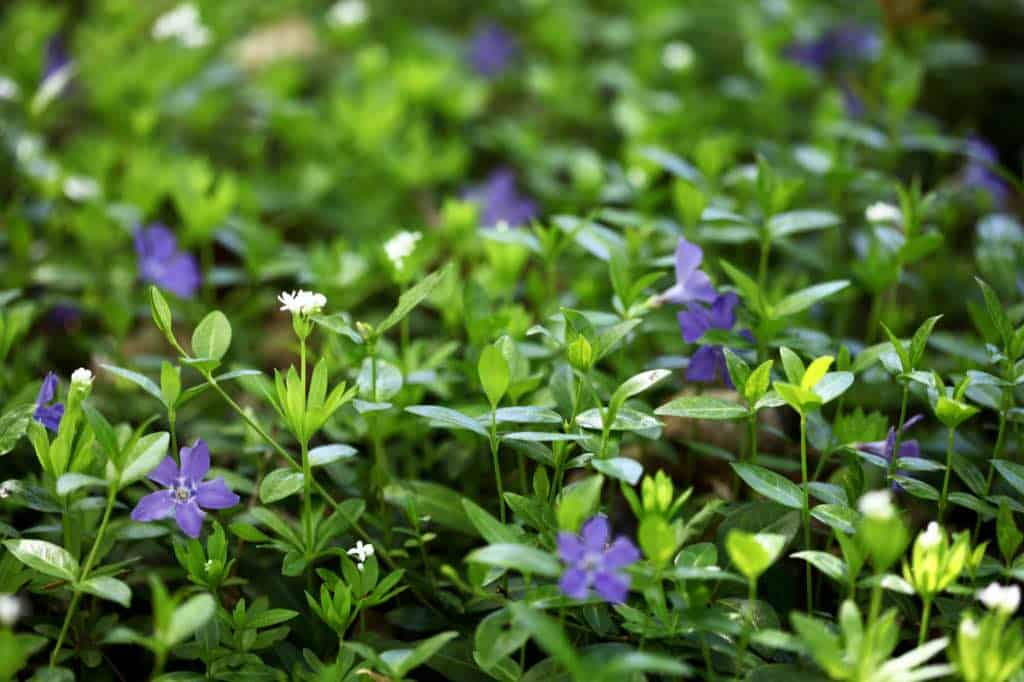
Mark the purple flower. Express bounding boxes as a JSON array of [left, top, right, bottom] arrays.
[[130, 440, 239, 538], [860, 414, 923, 490], [659, 238, 716, 306], [557, 515, 639, 604], [33, 372, 64, 433], [134, 224, 201, 298], [45, 303, 81, 334], [42, 35, 71, 83], [963, 137, 1010, 206], [465, 168, 538, 228], [678, 292, 743, 386], [784, 25, 880, 71], [467, 23, 517, 78]]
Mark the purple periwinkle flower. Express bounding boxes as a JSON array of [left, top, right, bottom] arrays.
[[678, 292, 743, 386], [33, 372, 64, 433], [557, 515, 639, 604], [659, 238, 716, 306], [467, 23, 517, 78], [784, 25, 880, 71], [130, 439, 239, 538], [42, 35, 71, 83], [134, 224, 201, 298], [465, 168, 538, 228], [963, 137, 1010, 207], [860, 414, 923, 490]]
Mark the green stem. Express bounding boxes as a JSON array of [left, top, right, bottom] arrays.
[[490, 410, 505, 523], [168, 409, 177, 458], [800, 415, 812, 612], [757, 238, 771, 290], [734, 579, 757, 679], [886, 385, 909, 483], [51, 490, 116, 666], [865, 291, 884, 344], [938, 426, 955, 522], [917, 598, 932, 646]]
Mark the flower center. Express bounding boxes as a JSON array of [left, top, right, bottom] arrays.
[[172, 478, 194, 503], [174, 486, 191, 502]]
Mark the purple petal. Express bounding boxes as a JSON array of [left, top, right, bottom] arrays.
[[897, 439, 921, 460], [901, 414, 924, 433], [860, 440, 886, 457], [686, 345, 720, 383], [593, 570, 630, 604], [131, 490, 175, 522], [158, 253, 201, 298], [36, 372, 59, 405], [179, 440, 210, 483], [148, 456, 180, 486], [195, 478, 239, 510], [678, 305, 711, 343], [557, 532, 584, 564], [580, 515, 610, 552], [558, 568, 591, 600], [175, 500, 206, 538], [707, 292, 738, 330], [674, 239, 703, 283], [135, 224, 177, 261], [603, 537, 640, 570], [33, 404, 64, 433], [468, 23, 517, 78]]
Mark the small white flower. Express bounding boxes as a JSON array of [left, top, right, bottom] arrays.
[[63, 175, 100, 201], [278, 290, 327, 315], [662, 41, 695, 72], [0, 76, 19, 101], [0, 594, 21, 627], [858, 490, 895, 520], [0, 480, 22, 499], [866, 201, 902, 224], [384, 231, 422, 271], [71, 367, 94, 386], [153, 3, 211, 48], [978, 582, 1021, 614], [959, 616, 980, 639], [347, 540, 374, 570], [918, 521, 943, 549], [327, 0, 368, 28]]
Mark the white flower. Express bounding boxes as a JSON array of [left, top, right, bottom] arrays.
[[978, 582, 1021, 614], [327, 0, 368, 28], [347, 540, 374, 570], [959, 616, 980, 639], [63, 175, 100, 201], [0, 76, 19, 101], [866, 201, 902, 224], [0, 594, 21, 627], [919, 521, 942, 549], [71, 368, 94, 386], [858, 490, 895, 520], [0, 480, 22, 499], [384, 231, 422, 271], [278, 290, 327, 315], [153, 3, 211, 48], [662, 41, 695, 72]]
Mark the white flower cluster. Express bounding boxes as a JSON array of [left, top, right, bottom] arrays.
[[977, 582, 1021, 614], [153, 3, 211, 48], [63, 175, 100, 202], [327, 0, 368, 28], [384, 231, 422, 271], [858, 490, 895, 520], [918, 521, 942, 549], [347, 540, 374, 571], [278, 290, 327, 316], [865, 201, 902, 224], [662, 41, 695, 72], [71, 367, 94, 386], [0, 594, 21, 627]]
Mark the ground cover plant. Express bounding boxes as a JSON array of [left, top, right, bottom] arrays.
[[2, 1, 1024, 680]]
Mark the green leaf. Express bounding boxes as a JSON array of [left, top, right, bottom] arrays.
[[655, 396, 747, 420], [406, 405, 489, 437], [976, 277, 1011, 346], [731, 463, 803, 510], [3, 539, 79, 582], [383, 480, 475, 535], [191, 311, 232, 362], [491, 407, 563, 424], [719, 259, 764, 314], [909, 315, 942, 367], [508, 603, 584, 678], [744, 360, 774, 406], [997, 502, 1023, 564], [772, 280, 849, 318], [56, 473, 107, 497], [993, 460, 1024, 498], [591, 457, 643, 485], [813, 372, 854, 404], [556, 475, 604, 532], [800, 356, 833, 390], [810, 504, 858, 534], [377, 264, 452, 335], [309, 444, 357, 467], [723, 348, 751, 394], [779, 347, 805, 384], [78, 576, 131, 607], [791, 551, 847, 583], [0, 404, 34, 456], [479, 345, 510, 408], [576, 407, 660, 432], [768, 210, 840, 238], [101, 365, 163, 403], [259, 468, 304, 504], [462, 499, 521, 544], [163, 593, 215, 647], [118, 432, 170, 488], [390, 631, 460, 678], [726, 530, 786, 580], [609, 370, 671, 416], [466, 543, 561, 577], [149, 285, 175, 344]]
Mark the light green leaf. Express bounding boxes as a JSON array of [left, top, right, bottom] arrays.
[[119, 432, 170, 488], [3, 539, 79, 581], [191, 311, 232, 362], [479, 345, 510, 408], [655, 396, 748, 420], [465, 544, 561, 577], [772, 281, 849, 318], [259, 468, 304, 504], [732, 463, 803, 510], [78, 576, 131, 607], [163, 593, 215, 647], [377, 264, 452, 335], [406, 405, 489, 437]]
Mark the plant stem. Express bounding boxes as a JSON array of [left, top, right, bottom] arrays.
[[51, 489, 116, 666], [734, 579, 757, 679], [938, 426, 955, 522], [975, 408, 1008, 541], [917, 598, 932, 646], [168, 409, 177, 458], [490, 410, 505, 522], [885, 385, 909, 483], [865, 291, 883, 344], [800, 414, 813, 612], [757, 238, 771, 290], [748, 414, 758, 464]]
